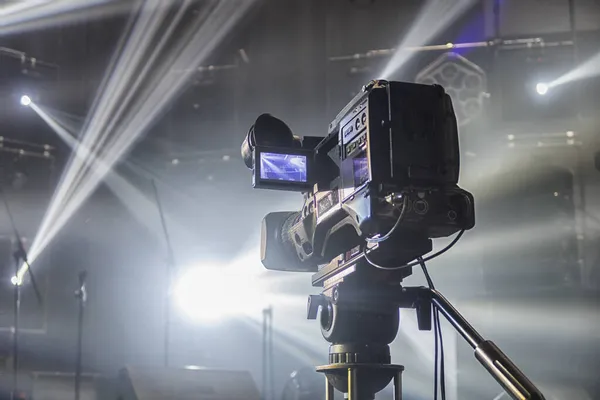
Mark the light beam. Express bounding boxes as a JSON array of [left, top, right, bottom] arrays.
[[380, 0, 476, 80], [0, 0, 132, 35], [24, 1, 256, 274], [549, 51, 600, 88]]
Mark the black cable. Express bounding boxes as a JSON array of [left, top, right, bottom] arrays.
[[364, 229, 465, 270], [418, 257, 446, 400], [366, 195, 408, 244]]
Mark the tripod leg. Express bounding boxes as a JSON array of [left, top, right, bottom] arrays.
[[325, 377, 334, 400], [347, 368, 358, 400], [393, 371, 403, 400]]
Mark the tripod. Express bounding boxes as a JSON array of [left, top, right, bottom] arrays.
[[307, 281, 547, 400]]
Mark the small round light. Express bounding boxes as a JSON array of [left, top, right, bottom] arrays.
[[535, 83, 549, 96], [566, 131, 575, 138], [20, 95, 32, 106]]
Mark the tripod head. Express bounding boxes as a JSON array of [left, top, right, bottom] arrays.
[[306, 252, 415, 400], [315, 286, 399, 398], [307, 252, 547, 400]]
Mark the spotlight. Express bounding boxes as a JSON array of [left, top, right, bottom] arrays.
[[173, 265, 265, 322], [11, 276, 21, 286], [20, 95, 32, 106], [535, 83, 549, 96]]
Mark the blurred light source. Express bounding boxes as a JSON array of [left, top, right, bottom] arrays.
[[535, 82, 549, 96], [184, 365, 204, 370], [20, 95, 31, 106], [11, 276, 21, 286], [173, 265, 265, 322]]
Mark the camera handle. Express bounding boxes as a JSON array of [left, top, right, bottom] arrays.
[[308, 287, 546, 400]]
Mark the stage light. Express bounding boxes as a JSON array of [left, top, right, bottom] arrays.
[[536, 83, 549, 96], [20, 95, 32, 106], [173, 265, 265, 322]]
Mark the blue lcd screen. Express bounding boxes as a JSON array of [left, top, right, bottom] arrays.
[[260, 152, 307, 183], [353, 151, 369, 187]]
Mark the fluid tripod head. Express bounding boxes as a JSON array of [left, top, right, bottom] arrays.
[[309, 279, 402, 399]]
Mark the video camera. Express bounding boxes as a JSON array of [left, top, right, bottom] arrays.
[[241, 80, 475, 277], [242, 80, 546, 400]]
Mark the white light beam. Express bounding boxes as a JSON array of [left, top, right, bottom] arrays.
[[550, 51, 600, 88], [380, 0, 476, 80]]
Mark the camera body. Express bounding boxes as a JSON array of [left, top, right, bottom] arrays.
[[243, 80, 475, 275]]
